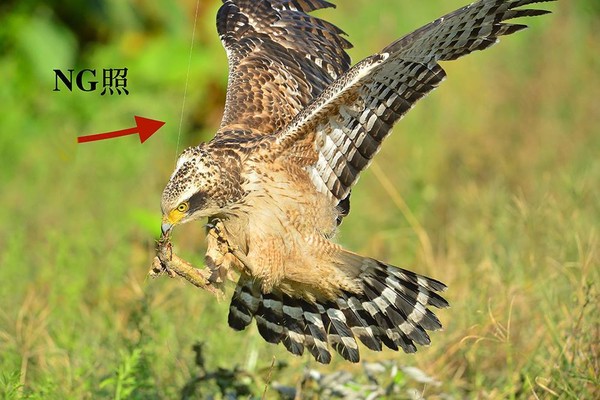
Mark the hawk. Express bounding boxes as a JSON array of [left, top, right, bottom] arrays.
[[160, 0, 552, 363]]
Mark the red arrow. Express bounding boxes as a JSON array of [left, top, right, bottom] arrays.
[[77, 116, 165, 144]]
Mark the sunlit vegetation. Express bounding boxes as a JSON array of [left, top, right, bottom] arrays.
[[1, 0, 597, 398]]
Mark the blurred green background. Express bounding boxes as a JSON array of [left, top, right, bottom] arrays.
[[1, 0, 598, 398]]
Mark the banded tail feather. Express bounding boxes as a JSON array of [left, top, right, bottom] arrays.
[[159, 0, 554, 370], [227, 258, 448, 364]]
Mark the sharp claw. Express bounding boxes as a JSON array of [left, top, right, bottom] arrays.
[[205, 218, 223, 235]]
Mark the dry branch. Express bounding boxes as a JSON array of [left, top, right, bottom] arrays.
[[149, 233, 224, 298]]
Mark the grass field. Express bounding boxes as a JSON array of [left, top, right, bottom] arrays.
[[1, 0, 598, 398]]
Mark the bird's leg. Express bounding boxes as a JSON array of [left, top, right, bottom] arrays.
[[152, 233, 177, 278], [205, 218, 240, 284], [150, 231, 223, 298]]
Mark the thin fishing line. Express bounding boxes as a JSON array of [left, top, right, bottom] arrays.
[[175, 0, 202, 163]]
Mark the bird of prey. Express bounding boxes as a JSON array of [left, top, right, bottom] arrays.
[[160, 0, 552, 363]]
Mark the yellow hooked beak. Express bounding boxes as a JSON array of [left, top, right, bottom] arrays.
[[161, 201, 190, 235], [161, 209, 185, 235]]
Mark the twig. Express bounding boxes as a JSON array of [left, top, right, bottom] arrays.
[[149, 234, 224, 298]]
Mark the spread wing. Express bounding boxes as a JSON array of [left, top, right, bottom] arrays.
[[215, 0, 352, 138], [274, 0, 553, 212]]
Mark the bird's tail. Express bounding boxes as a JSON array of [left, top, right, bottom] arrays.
[[227, 253, 448, 364]]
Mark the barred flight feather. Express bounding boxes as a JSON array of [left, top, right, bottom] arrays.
[[276, 0, 554, 217], [227, 256, 449, 363], [302, 302, 332, 363], [336, 295, 382, 351], [281, 298, 306, 355], [216, 0, 351, 136], [162, 0, 552, 366]]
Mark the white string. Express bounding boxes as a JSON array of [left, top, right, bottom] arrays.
[[175, 0, 202, 163]]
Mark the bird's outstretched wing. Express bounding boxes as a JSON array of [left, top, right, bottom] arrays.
[[215, 0, 352, 138], [274, 0, 553, 209]]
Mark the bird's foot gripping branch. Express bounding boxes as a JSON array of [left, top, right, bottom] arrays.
[[150, 232, 225, 298]]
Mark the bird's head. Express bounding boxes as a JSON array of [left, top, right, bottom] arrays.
[[160, 144, 232, 235]]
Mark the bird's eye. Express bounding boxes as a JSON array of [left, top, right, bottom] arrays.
[[177, 202, 189, 213]]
